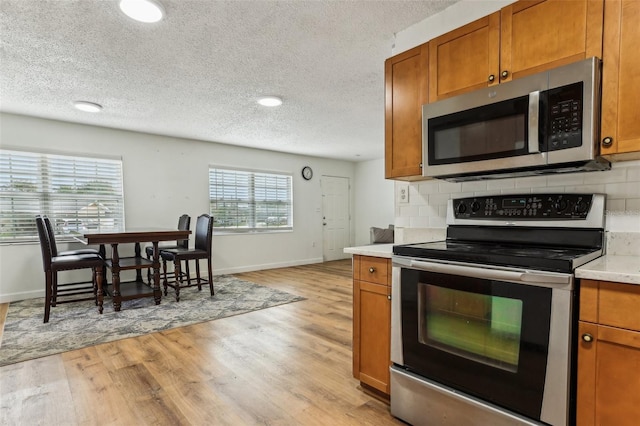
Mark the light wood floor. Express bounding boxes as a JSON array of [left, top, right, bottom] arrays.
[[0, 260, 403, 425]]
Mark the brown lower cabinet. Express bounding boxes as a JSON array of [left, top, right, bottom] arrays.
[[577, 279, 640, 425], [352, 255, 391, 397]]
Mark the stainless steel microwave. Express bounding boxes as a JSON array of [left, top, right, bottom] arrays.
[[422, 57, 610, 181]]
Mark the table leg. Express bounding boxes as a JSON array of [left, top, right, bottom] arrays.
[[135, 242, 143, 282], [111, 243, 122, 311], [152, 241, 162, 305], [96, 265, 104, 314], [99, 244, 109, 287]]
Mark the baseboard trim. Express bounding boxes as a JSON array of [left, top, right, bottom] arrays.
[[213, 257, 324, 275], [0, 289, 45, 304]]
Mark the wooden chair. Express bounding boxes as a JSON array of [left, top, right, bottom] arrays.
[[36, 216, 105, 323], [144, 214, 190, 283], [160, 214, 213, 301], [43, 216, 100, 256]]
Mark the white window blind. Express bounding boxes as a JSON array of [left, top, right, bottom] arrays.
[[0, 149, 124, 242], [209, 167, 292, 232]]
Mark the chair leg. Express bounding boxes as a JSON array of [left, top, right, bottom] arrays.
[[162, 258, 169, 296], [44, 271, 53, 323], [195, 260, 202, 290], [208, 257, 214, 296], [173, 258, 182, 302], [185, 260, 191, 285], [93, 268, 98, 305], [51, 272, 58, 307]]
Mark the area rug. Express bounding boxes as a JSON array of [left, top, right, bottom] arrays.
[[0, 275, 305, 367]]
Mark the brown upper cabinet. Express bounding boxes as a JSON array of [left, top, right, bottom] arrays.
[[600, 0, 640, 159], [429, 12, 500, 102], [384, 43, 428, 179], [429, 0, 604, 102]]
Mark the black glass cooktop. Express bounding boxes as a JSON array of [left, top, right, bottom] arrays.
[[393, 240, 602, 273]]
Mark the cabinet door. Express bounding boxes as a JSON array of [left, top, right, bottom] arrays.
[[500, 0, 604, 82], [385, 43, 428, 179], [353, 279, 391, 394], [577, 322, 640, 426], [428, 12, 500, 102], [601, 0, 640, 156]]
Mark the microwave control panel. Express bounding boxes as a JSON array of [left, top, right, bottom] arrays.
[[544, 82, 583, 151], [453, 194, 594, 219]]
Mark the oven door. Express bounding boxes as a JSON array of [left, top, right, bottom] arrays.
[[391, 257, 574, 426]]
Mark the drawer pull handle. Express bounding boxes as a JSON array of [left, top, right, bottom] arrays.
[[582, 333, 594, 343], [369, 267, 375, 273]]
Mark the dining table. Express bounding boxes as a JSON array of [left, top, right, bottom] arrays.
[[82, 228, 191, 313]]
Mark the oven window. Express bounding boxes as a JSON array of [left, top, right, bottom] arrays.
[[418, 284, 523, 372]]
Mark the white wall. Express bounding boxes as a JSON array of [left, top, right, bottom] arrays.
[[0, 112, 356, 302], [353, 158, 395, 245]]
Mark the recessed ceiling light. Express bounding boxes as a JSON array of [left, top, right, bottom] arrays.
[[73, 101, 103, 113], [119, 0, 165, 23], [257, 96, 283, 107]]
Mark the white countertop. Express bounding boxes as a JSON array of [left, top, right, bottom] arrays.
[[344, 245, 640, 285], [575, 255, 640, 285], [343, 244, 394, 258]]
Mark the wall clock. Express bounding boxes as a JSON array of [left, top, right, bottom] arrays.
[[301, 166, 313, 180]]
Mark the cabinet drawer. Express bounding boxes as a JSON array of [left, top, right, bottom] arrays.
[[358, 256, 389, 286], [599, 282, 640, 332]]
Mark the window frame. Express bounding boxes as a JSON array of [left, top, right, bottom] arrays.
[[0, 147, 125, 244], [208, 166, 293, 234]]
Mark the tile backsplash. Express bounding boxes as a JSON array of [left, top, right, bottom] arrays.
[[395, 160, 640, 233]]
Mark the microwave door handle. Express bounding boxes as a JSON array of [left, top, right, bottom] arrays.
[[528, 90, 540, 153]]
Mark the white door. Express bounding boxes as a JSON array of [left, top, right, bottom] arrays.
[[321, 175, 351, 261]]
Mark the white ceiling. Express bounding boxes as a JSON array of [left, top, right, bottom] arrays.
[[0, 0, 457, 161]]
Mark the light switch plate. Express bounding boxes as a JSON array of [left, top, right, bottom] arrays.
[[397, 184, 409, 204]]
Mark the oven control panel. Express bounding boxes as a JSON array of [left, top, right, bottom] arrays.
[[453, 194, 594, 219]]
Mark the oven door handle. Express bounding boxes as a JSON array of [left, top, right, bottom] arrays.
[[408, 260, 571, 286]]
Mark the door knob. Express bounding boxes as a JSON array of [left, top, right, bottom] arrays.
[[488, 74, 495, 82], [602, 137, 613, 147], [501, 70, 509, 79], [582, 333, 594, 343], [369, 267, 375, 273]]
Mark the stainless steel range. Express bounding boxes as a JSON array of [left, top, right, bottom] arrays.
[[390, 193, 605, 426]]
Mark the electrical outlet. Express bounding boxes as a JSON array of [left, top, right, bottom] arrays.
[[397, 184, 409, 204]]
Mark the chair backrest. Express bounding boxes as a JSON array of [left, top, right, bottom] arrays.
[[43, 216, 60, 257], [194, 214, 213, 253], [177, 214, 190, 248], [35, 215, 53, 271]]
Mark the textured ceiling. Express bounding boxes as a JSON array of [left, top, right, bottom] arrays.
[[0, 0, 457, 161]]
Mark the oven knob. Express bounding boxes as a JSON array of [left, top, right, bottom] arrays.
[[456, 203, 467, 214], [575, 200, 589, 214], [555, 198, 568, 212], [471, 201, 480, 212]]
